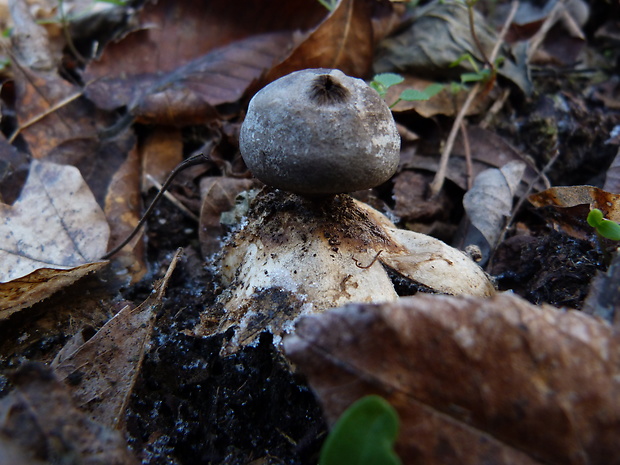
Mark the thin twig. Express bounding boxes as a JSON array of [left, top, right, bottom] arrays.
[[467, 0, 492, 68], [480, 88, 511, 129], [429, 82, 481, 197], [460, 120, 474, 190], [429, 0, 520, 197], [145, 174, 200, 223], [101, 150, 211, 260]]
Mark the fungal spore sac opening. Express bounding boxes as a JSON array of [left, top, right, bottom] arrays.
[[308, 74, 350, 105]]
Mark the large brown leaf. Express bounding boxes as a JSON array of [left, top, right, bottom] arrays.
[[83, 0, 326, 121], [285, 293, 620, 465], [267, 0, 386, 80]]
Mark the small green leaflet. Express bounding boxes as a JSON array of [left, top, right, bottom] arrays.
[[370, 73, 405, 97], [587, 208, 620, 241], [319, 395, 401, 465], [399, 83, 444, 101]]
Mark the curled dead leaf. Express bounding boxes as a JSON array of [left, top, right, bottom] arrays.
[[462, 160, 525, 261]]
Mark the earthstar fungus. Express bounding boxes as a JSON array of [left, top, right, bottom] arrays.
[[197, 69, 495, 352], [239, 68, 400, 196]]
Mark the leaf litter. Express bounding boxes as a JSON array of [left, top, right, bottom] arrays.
[[0, 0, 619, 463]]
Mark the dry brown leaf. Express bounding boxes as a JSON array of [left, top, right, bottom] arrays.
[[52, 250, 181, 429], [285, 292, 620, 465], [0, 262, 107, 319], [391, 170, 449, 224], [140, 127, 183, 189], [104, 143, 146, 283], [84, 0, 324, 82], [83, 0, 326, 120], [130, 32, 294, 125], [11, 65, 100, 159], [0, 160, 109, 315], [0, 363, 138, 465], [267, 0, 384, 80]]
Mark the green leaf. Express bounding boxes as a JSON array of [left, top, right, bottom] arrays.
[[399, 88, 431, 101], [317, 0, 338, 11], [319, 395, 401, 465], [596, 219, 620, 241], [424, 83, 444, 98], [587, 209, 604, 228], [460, 71, 486, 83], [373, 73, 405, 89]]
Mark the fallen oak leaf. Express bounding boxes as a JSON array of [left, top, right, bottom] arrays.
[[285, 293, 620, 465], [52, 249, 182, 429], [0, 160, 109, 315]]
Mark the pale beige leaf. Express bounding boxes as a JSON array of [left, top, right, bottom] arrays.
[[0, 160, 109, 315], [0, 160, 110, 282], [463, 160, 525, 248]]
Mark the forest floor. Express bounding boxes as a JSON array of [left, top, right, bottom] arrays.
[[0, 0, 619, 464]]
